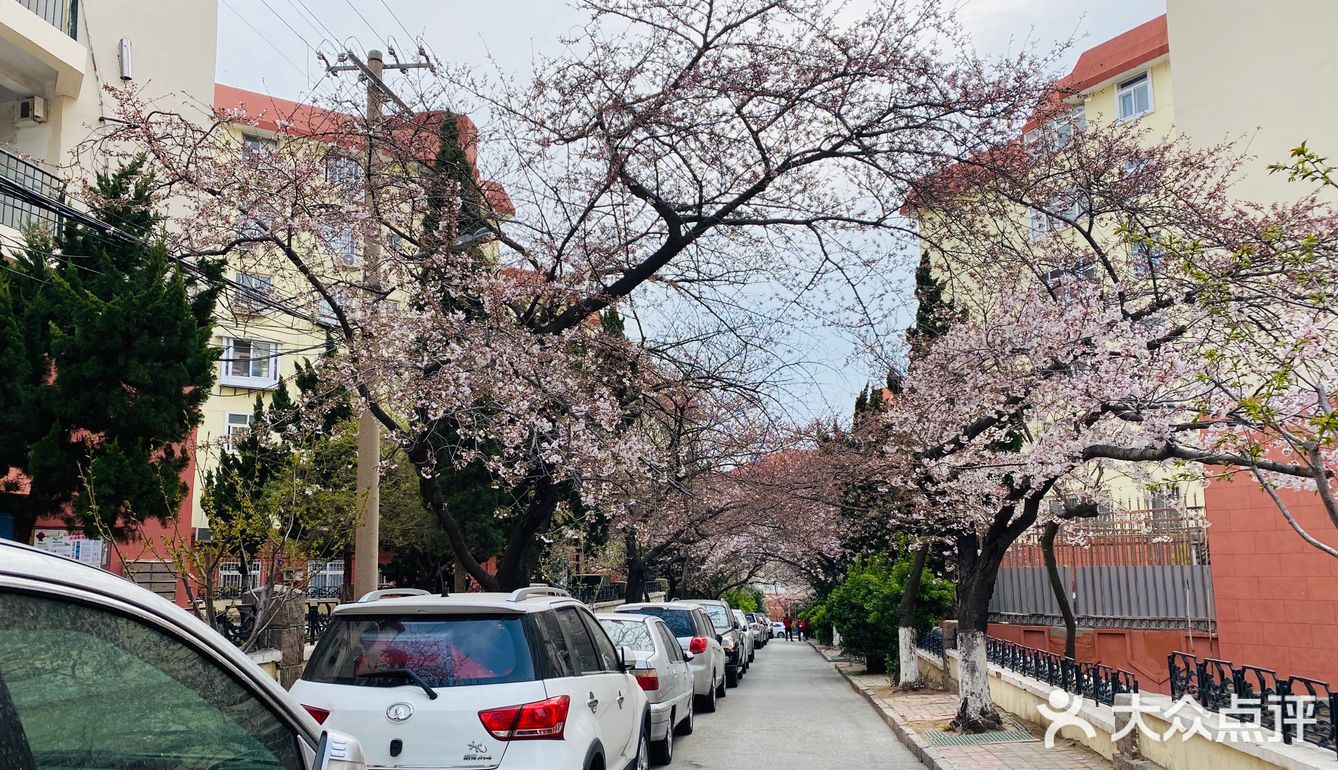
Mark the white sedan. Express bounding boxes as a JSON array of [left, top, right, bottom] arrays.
[[600, 613, 696, 765], [770, 621, 787, 638]]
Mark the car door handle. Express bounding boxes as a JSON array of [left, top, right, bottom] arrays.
[[587, 692, 599, 712], [617, 690, 625, 708]]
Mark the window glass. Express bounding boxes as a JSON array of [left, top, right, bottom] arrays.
[[532, 611, 575, 679], [598, 619, 654, 652], [303, 614, 537, 687], [1117, 73, 1151, 120], [619, 607, 694, 637], [693, 610, 713, 637], [581, 611, 622, 672], [0, 590, 302, 770], [555, 608, 602, 675], [701, 604, 731, 631], [227, 339, 275, 380], [656, 625, 682, 662]]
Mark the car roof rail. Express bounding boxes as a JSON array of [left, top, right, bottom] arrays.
[[357, 588, 431, 603], [507, 584, 572, 602]]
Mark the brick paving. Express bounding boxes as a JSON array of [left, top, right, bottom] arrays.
[[819, 645, 1111, 770]]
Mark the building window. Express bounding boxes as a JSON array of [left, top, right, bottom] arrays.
[[1028, 191, 1089, 240], [233, 272, 272, 315], [1116, 72, 1152, 121], [242, 134, 277, 160], [221, 338, 279, 389], [329, 227, 359, 267], [325, 155, 361, 187], [1131, 238, 1166, 276], [224, 412, 253, 451]]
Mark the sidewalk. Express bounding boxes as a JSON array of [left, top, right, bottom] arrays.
[[812, 643, 1109, 770]]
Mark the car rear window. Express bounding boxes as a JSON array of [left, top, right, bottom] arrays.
[[701, 604, 731, 630], [620, 607, 694, 637], [599, 619, 654, 652], [303, 614, 537, 688]]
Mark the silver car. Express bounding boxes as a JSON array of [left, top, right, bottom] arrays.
[[599, 614, 695, 765], [732, 609, 756, 665], [0, 539, 368, 770], [616, 601, 727, 713]]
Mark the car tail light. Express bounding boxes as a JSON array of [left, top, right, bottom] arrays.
[[302, 704, 330, 724], [689, 636, 708, 654], [479, 695, 570, 741], [632, 667, 660, 691]]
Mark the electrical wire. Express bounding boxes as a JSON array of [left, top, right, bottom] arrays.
[[377, 0, 418, 47], [220, 0, 309, 81], [342, 0, 386, 45]]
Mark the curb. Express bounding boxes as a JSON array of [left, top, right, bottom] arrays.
[[809, 641, 955, 770]]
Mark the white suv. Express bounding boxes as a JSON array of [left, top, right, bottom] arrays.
[[291, 587, 650, 770]]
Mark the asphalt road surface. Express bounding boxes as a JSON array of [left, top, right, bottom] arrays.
[[671, 639, 928, 769]]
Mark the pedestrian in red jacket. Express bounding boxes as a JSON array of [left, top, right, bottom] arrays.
[[782, 615, 793, 641]]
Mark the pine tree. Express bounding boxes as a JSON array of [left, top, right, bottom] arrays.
[[0, 159, 223, 542]]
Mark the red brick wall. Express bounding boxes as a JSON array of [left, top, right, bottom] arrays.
[[1205, 475, 1338, 685], [987, 623, 1217, 694]]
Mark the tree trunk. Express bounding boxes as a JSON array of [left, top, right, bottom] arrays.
[[1042, 520, 1077, 660], [951, 488, 1049, 732], [898, 544, 930, 686], [624, 533, 643, 604]]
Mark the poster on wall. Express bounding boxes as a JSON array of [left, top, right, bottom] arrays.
[[32, 529, 106, 567]]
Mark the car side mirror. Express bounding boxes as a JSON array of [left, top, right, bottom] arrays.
[[683, 652, 694, 662], [620, 646, 638, 672], [715, 634, 723, 644], [315, 729, 367, 770]]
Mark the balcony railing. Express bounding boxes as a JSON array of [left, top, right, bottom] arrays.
[[18, 0, 78, 38], [0, 145, 64, 237]]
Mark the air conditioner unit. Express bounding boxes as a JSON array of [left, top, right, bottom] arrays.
[[16, 96, 47, 124], [194, 527, 214, 544]]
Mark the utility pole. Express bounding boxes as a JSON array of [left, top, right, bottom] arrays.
[[325, 48, 432, 599]]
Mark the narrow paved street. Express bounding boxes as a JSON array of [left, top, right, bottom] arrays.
[[674, 640, 927, 769]]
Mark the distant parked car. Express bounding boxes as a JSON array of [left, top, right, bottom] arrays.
[[599, 614, 696, 764], [293, 586, 651, 770], [692, 599, 747, 687], [0, 539, 369, 770], [732, 610, 756, 665], [616, 601, 727, 714], [744, 612, 768, 648], [770, 621, 786, 638]]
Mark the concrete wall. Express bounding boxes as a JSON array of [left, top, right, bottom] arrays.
[[1166, 0, 1338, 205], [919, 649, 1338, 770], [987, 623, 1218, 694], [1204, 474, 1338, 686]]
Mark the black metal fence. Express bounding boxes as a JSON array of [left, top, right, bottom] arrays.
[[0, 146, 65, 236], [987, 636, 1139, 706], [1169, 651, 1338, 756], [916, 627, 944, 657]]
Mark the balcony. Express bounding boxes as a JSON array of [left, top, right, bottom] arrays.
[[0, 144, 64, 236], [19, 0, 76, 38], [0, 0, 85, 100]]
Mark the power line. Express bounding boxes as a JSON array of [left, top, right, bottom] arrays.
[[287, 0, 344, 51], [342, 0, 386, 45], [220, 0, 308, 80], [377, 0, 418, 48], [254, 0, 320, 54]]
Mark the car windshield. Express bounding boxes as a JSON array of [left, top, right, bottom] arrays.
[[621, 607, 695, 637], [701, 604, 732, 631], [303, 614, 537, 688], [599, 619, 655, 652]]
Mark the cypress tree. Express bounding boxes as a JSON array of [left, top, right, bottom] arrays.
[[0, 158, 223, 542]]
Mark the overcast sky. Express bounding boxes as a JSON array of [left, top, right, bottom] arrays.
[[216, 0, 1166, 422]]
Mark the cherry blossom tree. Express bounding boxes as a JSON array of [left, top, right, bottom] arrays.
[[890, 113, 1338, 729], [89, 0, 1054, 591]]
